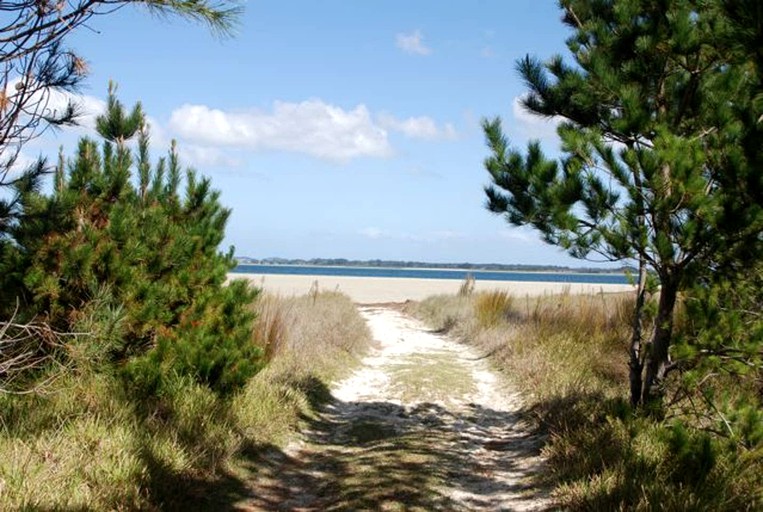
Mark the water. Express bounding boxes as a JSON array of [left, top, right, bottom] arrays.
[[231, 264, 630, 285]]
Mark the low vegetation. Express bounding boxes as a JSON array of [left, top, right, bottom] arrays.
[[0, 84, 372, 510], [0, 290, 370, 509], [409, 288, 763, 511]]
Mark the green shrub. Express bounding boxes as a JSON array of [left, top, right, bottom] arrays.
[[1, 85, 261, 395], [0, 290, 372, 509]]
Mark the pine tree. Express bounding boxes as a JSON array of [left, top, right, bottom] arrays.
[[482, 0, 763, 407], [0, 0, 241, 300], [4, 86, 261, 394]]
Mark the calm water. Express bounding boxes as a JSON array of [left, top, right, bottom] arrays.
[[231, 264, 629, 285]]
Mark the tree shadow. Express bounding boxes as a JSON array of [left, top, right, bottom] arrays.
[[180, 392, 550, 511]]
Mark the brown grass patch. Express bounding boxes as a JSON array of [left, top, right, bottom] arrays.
[[474, 289, 515, 328]]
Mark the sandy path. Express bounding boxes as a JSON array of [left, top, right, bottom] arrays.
[[242, 307, 547, 511]]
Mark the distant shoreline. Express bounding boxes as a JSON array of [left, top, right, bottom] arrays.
[[231, 264, 630, 285], [231, 273, 635, 303], [234, 259, 633, 276]]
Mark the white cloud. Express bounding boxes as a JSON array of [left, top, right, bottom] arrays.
[[0, 79, 107, 180], [23, 85, 106, 130], [168, 100, 392, 162], [377, 113, 457, 140], [177, 144, 242, 168], [1, 151, 38, 183], [144, 115, 168, 148], [67, 93, 107, 129], [511, 94, 561, 144], [395, 30, 431, 56], [497, 226, 539, 244]]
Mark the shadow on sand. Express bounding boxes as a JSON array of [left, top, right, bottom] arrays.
[[141, 375, 549, 511]]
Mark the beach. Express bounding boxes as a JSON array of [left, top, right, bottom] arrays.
[[230, 273, 635, 303]]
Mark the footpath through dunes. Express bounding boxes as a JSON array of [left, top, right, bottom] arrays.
[[240, 306, 548, 511]]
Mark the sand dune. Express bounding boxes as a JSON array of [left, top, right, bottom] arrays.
[[230, 273, 634, 303]]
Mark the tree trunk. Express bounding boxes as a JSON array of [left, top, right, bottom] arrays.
[[641, 275, 679, 406], [629, 257, 648, 407]]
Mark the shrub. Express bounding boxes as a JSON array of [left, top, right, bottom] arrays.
[[0, 290, 373, 509], [1, 85, 261, 395]]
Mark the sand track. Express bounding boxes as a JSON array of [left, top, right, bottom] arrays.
[[241, 306, 548, 511]]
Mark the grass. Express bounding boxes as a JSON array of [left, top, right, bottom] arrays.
[[0, 290, 371, 510], [408, 288, 763, 511], [474, 289, 515, 328], [387, 352, 475, 403]]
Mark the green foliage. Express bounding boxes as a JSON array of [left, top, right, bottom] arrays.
[[1, 85, 261, 394], [0, 0, 241, 258], [547, 400, 761, 511], [482, 0, 763, 405], [127, 281, 261, 396], [669, 264, 763, 463], [0, 290, 371, 510], [678, 267, 763, 380], [664, 422, 716, 486]]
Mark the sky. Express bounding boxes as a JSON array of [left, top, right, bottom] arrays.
[[22, 0, 608, 267]]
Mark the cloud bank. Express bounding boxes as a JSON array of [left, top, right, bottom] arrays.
[[46, 91, 458, 166], [169, 100, 456, 163], [169, 100, 392, 162]]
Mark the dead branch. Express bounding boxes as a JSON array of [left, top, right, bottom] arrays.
[[0, 307, 81, 394]]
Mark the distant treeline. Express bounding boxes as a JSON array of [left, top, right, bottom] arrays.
[[235, 257, 634, 275]]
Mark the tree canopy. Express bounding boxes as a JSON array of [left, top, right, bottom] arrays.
[[1, 86, 260, 394], [0, 0, 240, 240], [482, 0, 763, 406]]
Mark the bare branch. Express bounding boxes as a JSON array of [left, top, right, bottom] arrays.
[[0, 306, 83, 394]]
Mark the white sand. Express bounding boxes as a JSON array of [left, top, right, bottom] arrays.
[[332, 307, 548, 510], [230, 272, 634, 303]]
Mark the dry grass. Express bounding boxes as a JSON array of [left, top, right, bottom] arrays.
[[238, 290, 372, 443], [0, 290, 371, 510], [474, 289, 515, 328], [411, 288, 633, 402], [458, 273, 475, 296], [408, 288, 763, 511], [251, 293, 289, 362], [279, 291, 370, 371]]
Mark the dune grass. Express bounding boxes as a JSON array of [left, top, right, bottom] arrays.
[[408, 288, 763, 511], [0, 290, 370, 510]]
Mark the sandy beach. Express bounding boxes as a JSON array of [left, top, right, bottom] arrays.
[[230, 273, 634, 303]]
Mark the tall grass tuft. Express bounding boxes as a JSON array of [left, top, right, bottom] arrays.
[[235, 290, 372, 444], [458, 274, 475, 297], [252, 293, 290, 362], [474, 290, 514, 328]]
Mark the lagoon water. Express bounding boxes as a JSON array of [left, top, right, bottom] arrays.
[[231, 264, 629, 285]]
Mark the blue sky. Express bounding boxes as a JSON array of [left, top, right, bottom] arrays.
[[27, 1, 609, 267]]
